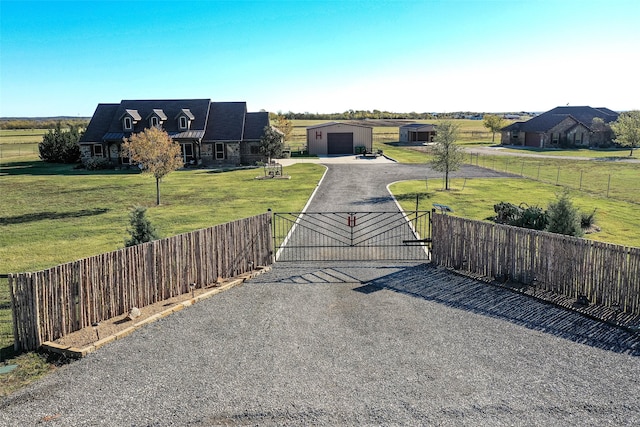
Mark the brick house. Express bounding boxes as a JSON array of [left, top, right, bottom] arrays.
[[500, 106, 618, 148], [79, 99, 273, 166]]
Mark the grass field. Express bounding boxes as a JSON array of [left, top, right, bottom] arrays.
[[0, 129, 47, 160], [466, 152, 640, 204], [0, 162, 325, 274], [390, 178, 640, 248]]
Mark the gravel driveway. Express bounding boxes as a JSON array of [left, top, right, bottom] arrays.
[[1, 161, 639, 426]]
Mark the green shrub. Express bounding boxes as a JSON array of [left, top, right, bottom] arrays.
[[38, 122, 81, 163], [494, 202, 547, 230], [125, 206, 159, 247], [493, 202, 521, 224], [512, 204, 548, 230], [84, 157, 111, 170], [581, 208, 598, 229], [546, 192, 583, 237]]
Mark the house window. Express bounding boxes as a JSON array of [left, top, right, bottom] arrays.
[[150, 116, 159, 128], [575, 132, 583, 144], [552, 133, 559, 144], [123, 116, 132, 131], [179, 116, 188, 130], [181, 143, 194, 164], [215, 143, 225, 160], [250, 144, 260, 155], [92, 144, 103, 157]]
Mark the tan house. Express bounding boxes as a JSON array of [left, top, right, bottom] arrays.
[[306, 122, 373, 155]]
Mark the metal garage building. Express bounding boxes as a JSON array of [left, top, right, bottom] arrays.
[[399, 123, 437, 143], [306, 122, 373, 155]]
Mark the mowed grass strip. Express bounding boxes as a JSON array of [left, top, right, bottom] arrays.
[[0, 161, 325, 273], [390, 178, 640, 248], [469, 153, 640, 204]]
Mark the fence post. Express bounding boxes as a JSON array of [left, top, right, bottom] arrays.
[[579, 170, 583, 190]]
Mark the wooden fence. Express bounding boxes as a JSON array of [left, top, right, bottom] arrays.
[[431, 214, 640, 316], [10, 213, 273, 351]]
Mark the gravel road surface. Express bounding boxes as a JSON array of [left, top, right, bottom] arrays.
[[1, 161, 638, 426]]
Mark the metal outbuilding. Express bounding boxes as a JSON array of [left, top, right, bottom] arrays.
[[399, 123, 437, 143], [306, 122, 373, 155]]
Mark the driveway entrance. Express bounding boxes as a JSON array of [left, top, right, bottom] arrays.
[[272, 210, 431, 261]]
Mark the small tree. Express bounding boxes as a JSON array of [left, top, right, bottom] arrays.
[[259, 125, 284, 163], [610, 110, 640, 156], [483, 114, 505, 143], [546, 191, 583, 237], [122, 127, 183, 205], [39, 122, 82, 163], [273, 115, 293, 145], [125, 206, 159, 247], [430, 121, 464, 190]]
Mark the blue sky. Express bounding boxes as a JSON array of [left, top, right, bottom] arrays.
[[1, 0, 639, 117]]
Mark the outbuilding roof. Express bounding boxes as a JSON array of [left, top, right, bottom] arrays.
[[306, 121, 373, 130]]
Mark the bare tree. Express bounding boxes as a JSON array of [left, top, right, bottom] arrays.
[[430, 121, 464, 190], [122, 127, 184, 205], [273, 115, 293, 145]]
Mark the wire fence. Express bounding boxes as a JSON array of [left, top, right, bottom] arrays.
[[466, 152, 640, 205], [0, 143, 39, 159]]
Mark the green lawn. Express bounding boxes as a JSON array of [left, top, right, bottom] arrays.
[[494, 146, 639, 159], [0, 161, 326, 274], [468, 152, 640, 204], [390, 177, 640, 248]]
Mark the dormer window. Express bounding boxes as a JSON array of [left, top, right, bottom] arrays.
[[147, 109, 166, 129], [175, 108, 194, 131], [122, 109, 140, 131]]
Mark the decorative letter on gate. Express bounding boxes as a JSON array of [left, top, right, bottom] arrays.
[[316, 131, 322, 139]]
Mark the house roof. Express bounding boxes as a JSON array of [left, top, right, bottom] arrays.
[[243, 112, 270, 140], [400, 123, 436, 130], [204, 102, 247, 141], [80, 99, 267, 144], [306, 121, 373, 130], [501, 106, 619, 133], [82, 103, 119, 142]]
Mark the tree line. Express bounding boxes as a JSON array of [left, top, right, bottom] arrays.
[[268, 110, 528, 121], [0, 118, 90, 130]]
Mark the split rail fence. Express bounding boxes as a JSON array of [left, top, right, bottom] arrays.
[[432, 214, 640, 317], [9, 213, 273, 351]]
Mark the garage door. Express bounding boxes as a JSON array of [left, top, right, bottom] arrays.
[[525, 132, 541, 147], [327, 133, 353, 154]]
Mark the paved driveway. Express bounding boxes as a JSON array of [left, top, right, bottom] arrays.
[[1, 162, 639, 426]]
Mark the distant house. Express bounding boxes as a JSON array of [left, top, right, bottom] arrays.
[[399, 123, 437, 143], [79, 99, 272, 166], [500, 106, 618, 148], [306, 122, 373, 155]]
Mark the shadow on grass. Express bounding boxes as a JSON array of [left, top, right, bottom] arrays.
[[0, 160, 140, 177], [0, 208, 110, 225], [0, 344, 16, 363], [362, 263, 640, 356]]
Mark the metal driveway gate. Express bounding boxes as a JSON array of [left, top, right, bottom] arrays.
[[272, 211, 431, 261]]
